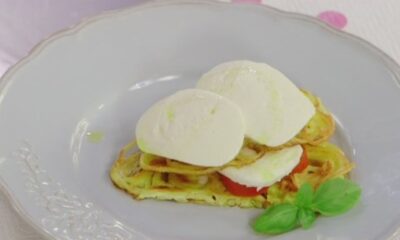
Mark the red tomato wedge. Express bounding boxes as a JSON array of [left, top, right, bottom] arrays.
[[221, 147, 309, 197], [291, 148, 309, 174], [220, 174, 269, 197]]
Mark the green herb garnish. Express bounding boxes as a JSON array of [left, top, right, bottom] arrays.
[[311, 178, 361, 216], [252, 178, 361, 235], [252, 204, 299, 235], [298, 208, 316, 229], [295, 183, 313, 208]]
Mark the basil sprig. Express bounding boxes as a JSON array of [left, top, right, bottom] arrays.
[[252, 204, 299, 234], [252, 178, 361, 235], [311, 178, 361, 216]]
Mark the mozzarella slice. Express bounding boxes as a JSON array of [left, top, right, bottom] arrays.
[[219, 145, 303, 189], [135, 89, 245, 167], [197, 60, 315, 147]]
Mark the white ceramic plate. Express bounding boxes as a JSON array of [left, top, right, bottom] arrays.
[[1, 1, 400, 239]]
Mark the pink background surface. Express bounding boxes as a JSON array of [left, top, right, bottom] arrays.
[[1, 0, 399, 239]]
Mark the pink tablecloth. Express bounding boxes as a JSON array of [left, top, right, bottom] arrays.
[[1, 0, 399, 239]]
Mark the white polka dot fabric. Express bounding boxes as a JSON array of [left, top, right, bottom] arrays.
[[230, 0, 400, 64]]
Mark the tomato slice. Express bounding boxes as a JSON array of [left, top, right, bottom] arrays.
[[220, 174, 268, 197], [291, 148, 309, 174]]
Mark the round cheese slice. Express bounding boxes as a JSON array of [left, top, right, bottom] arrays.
[[197, 60, 315, 147], [135, 89, 245, 167], [219, 145, 303, 189]]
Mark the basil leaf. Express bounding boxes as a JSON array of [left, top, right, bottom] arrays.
[[295, 183, 313, 208], [298, 208, 316, 229], [312, 178, 361, 216], [252, 204, 299, 235]]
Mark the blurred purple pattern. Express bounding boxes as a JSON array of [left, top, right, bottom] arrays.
[[0, 0, 146, 76]]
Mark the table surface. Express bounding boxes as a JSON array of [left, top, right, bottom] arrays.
[[1, 0, 400, 239]]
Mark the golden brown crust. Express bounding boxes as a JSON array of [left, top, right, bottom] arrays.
[[110, 146, 268, 208], [110, 141, 354, 208]]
